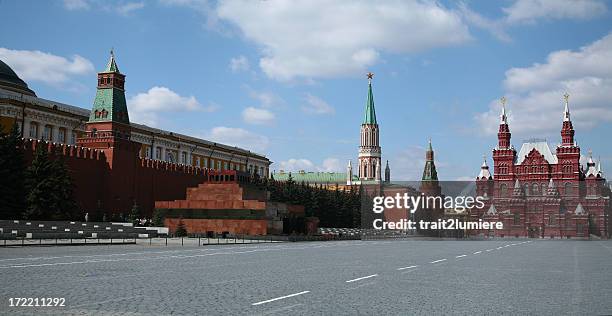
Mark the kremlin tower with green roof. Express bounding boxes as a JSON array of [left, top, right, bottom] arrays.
[[88, 50, 129, 124], [357, 72, 383, 183]]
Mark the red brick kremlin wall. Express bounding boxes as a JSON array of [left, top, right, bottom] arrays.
[[21, 138, 209, 220]]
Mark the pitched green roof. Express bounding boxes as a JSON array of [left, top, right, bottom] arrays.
[[273, 171, 357, 184], [363, 81, 377, 124], [422, 161, 438, 181], [104, 51, 119, 73], [89, 88, 129, 124]]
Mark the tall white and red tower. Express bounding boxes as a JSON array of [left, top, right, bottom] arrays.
[[492, 97, 517, 196], [358, 72, 382, 182], [556, 93, 581, 188]]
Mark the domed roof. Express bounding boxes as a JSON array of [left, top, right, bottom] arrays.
[[0, 59, 36, 96]]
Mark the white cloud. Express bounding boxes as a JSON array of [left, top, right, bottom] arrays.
[[246, 87, 284, 108], [459, 0, 606, 42], [503, 0, 607, 24], [128, 86, 216, 126], [63, 0, 145, 15], [229, 55, 250, 72], [320, 158, 342, 172], [207, 126, 270, 154], [475, 32, 612, 137], [458, 3, 511, 42], [215, 0, 471, 81], [116, 2, 145, 15], [64, 0, 90, 10], [302, 94, 335, 115], [277, 157, 344, 173], [389, 146, 426, 181], [278, 159, 315, 172], [241, 107, 275, 125], [0, 47, 94, 87]]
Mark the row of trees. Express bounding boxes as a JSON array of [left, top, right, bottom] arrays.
[[259, 176, 362, 228], [0, 124, 77, 220]]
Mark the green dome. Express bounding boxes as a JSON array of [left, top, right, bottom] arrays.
[[0, 59, 36, 96]]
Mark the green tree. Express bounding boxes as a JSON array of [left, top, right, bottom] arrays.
[[152, 209, 164, 227], [24, 144, 77, 220], [175, 216, 187, 237], [128, 202, 140, 224], [0, 123, 26, 219]]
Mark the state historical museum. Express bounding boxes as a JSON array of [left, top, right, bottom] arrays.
[[472, 97, 610, 239]]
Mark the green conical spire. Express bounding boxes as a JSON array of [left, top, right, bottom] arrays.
[[104, 49, 119, 73], [422, 139, 438, 181], [363, 74, 377, 125]]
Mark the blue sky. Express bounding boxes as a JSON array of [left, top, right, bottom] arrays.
[[1, 0, 611, 180]]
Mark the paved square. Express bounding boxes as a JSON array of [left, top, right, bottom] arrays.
[[1, 239, 611, 315]]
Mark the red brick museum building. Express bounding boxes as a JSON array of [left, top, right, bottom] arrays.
[[472, 97, 610, 238]]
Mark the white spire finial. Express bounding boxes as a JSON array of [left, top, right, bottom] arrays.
[[500, 96, 508, 124], [597, 157, 602, 173], [481, 155, 488, 168], [563, 93, 571, 122]]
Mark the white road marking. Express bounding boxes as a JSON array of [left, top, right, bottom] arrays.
[[503, 245, 511, 247], [486, 249, 494, 252], [252, 291, 310, 306], [397, 265, 418, 271], [496, 247, 504, 250], [473, 251, 482, 254], [455, 254, 467, 258], [346, 274, 378, 283], [430, 259, 447, 264]]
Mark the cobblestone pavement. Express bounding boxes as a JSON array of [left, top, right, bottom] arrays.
[[0, 239, 611, 315]]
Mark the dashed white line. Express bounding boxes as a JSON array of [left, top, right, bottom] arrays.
[[455, 254, 467, 258], [473, 251, 482, 254], [397, 265, 418, 271], [346, 274, 378, 283], [496, 247, 504, 250], [486, 249, 494, 252], [430, 259, 447, 264], [252, 291, 310, 306]]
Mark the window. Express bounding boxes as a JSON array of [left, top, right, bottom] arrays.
[[548, 215, 557, 226], [203, 158, 208, 168], [29, 122, 38, 138], [71, 131, 76, 144], [155, 147, 162, 160], [564, 183, 572, 196], [167, 152, 175, 163], [260, 166, 264, 176], [181, 152, 187, 164], [58, 128, 66, 143], [223, 162, 228, 170], [532, 184, 539, 195], [42, 125, 52, 141], [216, 161, 221, 170], [513, 213, 520, 225], [195, 156, 200, 167], [500, 183, 507, 197]]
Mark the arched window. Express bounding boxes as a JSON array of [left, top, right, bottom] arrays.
[[532, 183, 539, 195], [513, 213, 520, 225], [564, 183, 572, 196], [500, 183, 507, 197], [29, 122, 38, 138]]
